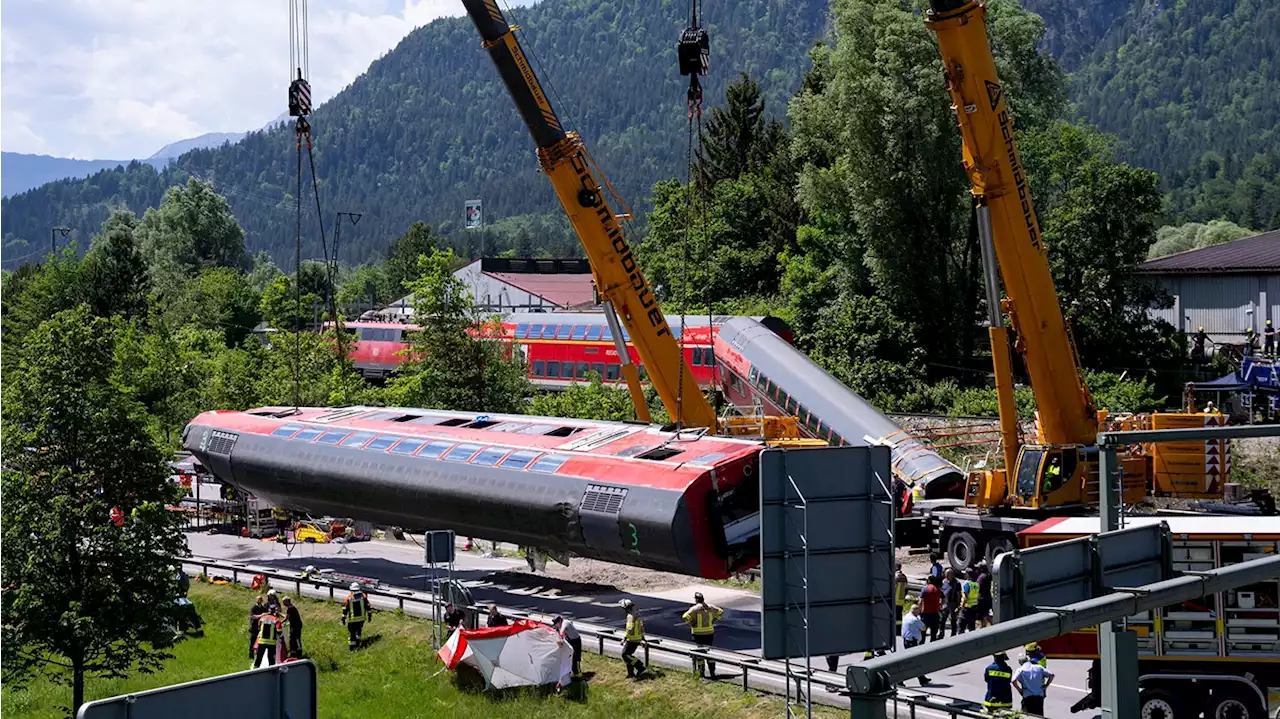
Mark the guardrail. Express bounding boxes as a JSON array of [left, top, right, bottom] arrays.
[[182, 555, 990, 718]]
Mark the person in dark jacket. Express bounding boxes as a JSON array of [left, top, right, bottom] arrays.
[[939, 569, 962, 636], [486, 604, 509, 627], [248, 595, 267, 660], [983, 651, 1014, 714], [283, 597, 303, 658], [444, 603, 466, 631]]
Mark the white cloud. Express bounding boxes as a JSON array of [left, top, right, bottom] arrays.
[[1, 0, 462, 160]]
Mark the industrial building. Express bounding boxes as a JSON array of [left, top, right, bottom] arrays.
[[374, 257, 596, 320], [1137, 230, 1280, 345]]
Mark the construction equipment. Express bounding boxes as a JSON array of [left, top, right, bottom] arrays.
[[919, 0, 1270, 571], [460, 0, 816, 447]]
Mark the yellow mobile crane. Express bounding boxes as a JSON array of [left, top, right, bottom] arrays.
[[921, 0, 1250, 569], [461, 0, 813, 444]]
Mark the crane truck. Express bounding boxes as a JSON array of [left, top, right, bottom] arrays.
[[918, 0, 1273, 573], [460, 0, 817, 446]]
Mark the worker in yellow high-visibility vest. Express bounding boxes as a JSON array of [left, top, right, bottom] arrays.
[[960, 568, 981, 633], [894, 562, 909, 631], [682, 591, 724, 680], [620, 599, 647, 679]]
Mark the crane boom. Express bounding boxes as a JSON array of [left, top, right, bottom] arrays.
[[462, 0, 717, 429], [926, 0, 1097, 448]]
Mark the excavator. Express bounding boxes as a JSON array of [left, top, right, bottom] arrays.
[[460, 0, 818, 446], [922, 0, 1267, 571]]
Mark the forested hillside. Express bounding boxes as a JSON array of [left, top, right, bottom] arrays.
[[1, 0, 826, 266]]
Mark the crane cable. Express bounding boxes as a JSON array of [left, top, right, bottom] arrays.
[[677, 0, 710, 428]]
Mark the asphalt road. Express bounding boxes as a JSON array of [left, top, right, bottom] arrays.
[[185, 532, 1095, 718]]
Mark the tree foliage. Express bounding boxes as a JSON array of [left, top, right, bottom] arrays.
[[1, 307, 187, 715], [1148, 218, 1256, 259], [81, 210, 151, 321]]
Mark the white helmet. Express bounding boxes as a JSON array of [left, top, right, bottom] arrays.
[[267, 588, 277, 596], [350, 582, 361, 591], [619, 598, 634, 609]]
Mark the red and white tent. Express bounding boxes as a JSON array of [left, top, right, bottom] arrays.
[[437, 619, 572, 689]]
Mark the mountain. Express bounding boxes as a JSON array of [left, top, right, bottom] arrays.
[[0, 153, 155, 198], [1, 0, 829, 267], [148, 132, 246, 160]]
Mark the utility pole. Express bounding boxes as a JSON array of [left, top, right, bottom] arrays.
[[50, 226, 72, 255]]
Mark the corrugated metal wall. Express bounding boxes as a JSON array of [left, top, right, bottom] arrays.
[[1147, 273, 1279, 342]]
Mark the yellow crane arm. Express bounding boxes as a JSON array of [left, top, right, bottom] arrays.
[[461, 0, 716, 429], [926, 0, 1097, 448]]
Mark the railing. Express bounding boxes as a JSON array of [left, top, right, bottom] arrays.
[[182, 555, 990, 718]]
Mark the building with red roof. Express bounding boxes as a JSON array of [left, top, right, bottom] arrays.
[[377, 257, 597, 319]]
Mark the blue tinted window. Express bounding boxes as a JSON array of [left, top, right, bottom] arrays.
[[515, 323, 530, 339], [586, 326, 603, 341], [529, 324, 543, 339], [292, 427, 324, 442], [471, 448, 507, 466], [601, 326, 613, 341], [272, 424, 304, 437], [340, 432, 375, 448], [621, 326, 631, 341], [365, 435, 400, 451], [556, 325, 572, 339], [390, 439, 426, 455], [419, 441, 453, 459], [444, 444, 483, 462], [571, 325, 588, 340], [499, 451, 540, 469], [530, 455, 569, 473], [542, 324, 558, 339], [315, 430, 349, 445], [519, 424, 553, 435]]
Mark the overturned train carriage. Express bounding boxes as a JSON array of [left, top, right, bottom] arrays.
[[183, 406, 765, 579]]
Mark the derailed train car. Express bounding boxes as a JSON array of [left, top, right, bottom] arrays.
[[183, 406, 765, 578]]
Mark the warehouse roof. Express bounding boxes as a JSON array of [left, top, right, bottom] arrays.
[[1135, 230, 1280, 275]]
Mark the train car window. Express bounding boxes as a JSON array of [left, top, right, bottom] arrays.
[[463, 419, 502, 429], [533, 360, 546, 377], [364, 435, 400, 451], [636, 446, 683, 461], [547, 361, 561, 377], [817, 422, 831, 441], [605, 364, 620, 381], [515, 323, 530, 339], [390, 439, 427, 455], [544, 426, 584, 437], [576, 362, 590, 379], [556, 325, 573, 339], [601, 326, 613, 341], [691, 350, 702, 367], [471, 447, 508, 467], [704, 349, 716, 367], [436, 418, 469, 427], [528, 323, 544, 339], [315, 430, 350, 445], [748, 367, 759, 385], [560, 363, 574, 379], [542, 324, 559, 339], [340, 432, 376, 448], [785, 396, 798, 414], [272, 424, 305, 437], [591, 362, 605, 377], [586, 326, 603, 341], [500, 450, 540, 469], [419, 441, 454, 459], [389, 414, 423, 422], [530, 455, 569, 473], [571, 325, 588, 340], [443, 444, 483, 462], [292, 427, 325, 442]]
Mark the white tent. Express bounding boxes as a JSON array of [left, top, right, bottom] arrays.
[[437, 619, 572, 689]]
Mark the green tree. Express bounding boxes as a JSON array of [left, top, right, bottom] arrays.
[[530, 376, 644, 422], [0, 245, 85, 363], [137, 178, 248, 284], [383, 222, 438, 298], [387, 249, 530, 412], [694, 73, 787, 189], [805, 293, 925, 406], [161, 267, 261, 346], [1, 306, 187, 715], [1148, 219, 1256, 259], [337, 263, 390, 311], [259, 274, 321, 332], [81, 210, 151, 320]]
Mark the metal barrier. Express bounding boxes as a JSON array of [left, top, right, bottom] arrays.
[[182, 556, 990, 718]]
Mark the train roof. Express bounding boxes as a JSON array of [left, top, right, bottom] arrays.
[[343, 313, 774, 329], [1020, 515, 1280, 541], [193, 406, 764, 491]]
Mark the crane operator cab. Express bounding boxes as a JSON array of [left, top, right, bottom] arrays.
[[966, 444, 1148, 512], [1012, 446, 1078, 509]]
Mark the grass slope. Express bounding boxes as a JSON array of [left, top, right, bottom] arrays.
[[4, 581, 826, 719]]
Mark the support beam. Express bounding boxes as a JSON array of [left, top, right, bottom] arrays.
[[1097, 424, 1279, 445], [1099, 623, 1139, 719]]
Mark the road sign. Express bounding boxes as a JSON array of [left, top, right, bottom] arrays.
[[464, 199, 482, 229], [760, 446, 895, 660], [993, 522, 1173, 623], [78, 660, 316, 719], [424, 529, 455, 565]]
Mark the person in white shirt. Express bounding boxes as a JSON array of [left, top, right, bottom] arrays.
[[1013, 653, 1055, 715], [552, 616, 582, 678], [900, 604, 932, 685]]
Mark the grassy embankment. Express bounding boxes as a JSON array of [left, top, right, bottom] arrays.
[[4, 581, 834, 719]]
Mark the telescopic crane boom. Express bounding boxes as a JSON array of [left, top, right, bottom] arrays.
[[461, 0, 718, 430]]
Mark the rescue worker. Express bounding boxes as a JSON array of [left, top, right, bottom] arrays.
[[899, 604, 931, 685], [1013, 652, 1055, 715], [444, 603, 466, 632], [283, 596, 303, 659], [1191, 327, 1211, 362], [253, 608, 282, 668], [248, 595, 268, 660], [342, 582, 370, 651], [1244, 327, 1258, 356], [271, 506, 289, 536], [681, 591, 723, 680], [1266, 319, 1276, 357], [919, 575, 944, 641], [960, 569, 981, 633], [894, 562, 909, 631], [940, 568, 962, 636], [1040, 455, 1062, 497], [486, 604, 509, 627], [266, 588, 281, 613], [552, 616, 582, 678], [619, 598, 647, 679], [983, 651, 1014, 715], [1024, 642, 1047, 668], [976, 562, 994, 628]]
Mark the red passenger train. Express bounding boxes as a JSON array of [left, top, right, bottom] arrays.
[[183, 405, 766, 578], [338, 312, 794, 388]]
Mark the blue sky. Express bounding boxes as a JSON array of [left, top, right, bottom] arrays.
[[1, 0, 464, 160]]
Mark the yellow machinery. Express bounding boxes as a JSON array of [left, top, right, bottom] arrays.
[[925, 0, 1217, 513]]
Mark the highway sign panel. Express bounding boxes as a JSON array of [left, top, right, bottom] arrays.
[[78, 660, 316, 719]]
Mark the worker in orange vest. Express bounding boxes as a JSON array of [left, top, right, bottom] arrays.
[[342, 582, 371, 651], [253, 608, 282, 668]]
